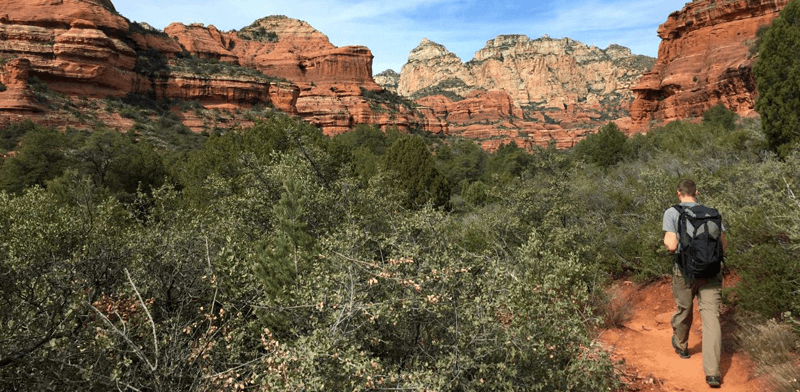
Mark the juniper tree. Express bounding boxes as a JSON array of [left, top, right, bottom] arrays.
[[754, 0, 800, 157]]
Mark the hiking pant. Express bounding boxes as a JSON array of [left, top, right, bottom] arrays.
[[671, 263, 722, 377]]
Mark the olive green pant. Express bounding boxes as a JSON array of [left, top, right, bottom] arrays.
[[671, 264, 722, 377]]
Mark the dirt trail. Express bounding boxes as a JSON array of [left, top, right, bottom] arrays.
[[599, 278, 770, 392]]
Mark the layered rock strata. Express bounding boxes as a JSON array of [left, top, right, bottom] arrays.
[[165, 17, 418, 135], [0, 58, 39, 111], [415, 89, 588, 150], [0, 2, 314, 129], [629, 0, 789, 130]]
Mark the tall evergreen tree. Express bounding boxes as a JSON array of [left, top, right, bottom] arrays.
[[754, 0, 800, 157]]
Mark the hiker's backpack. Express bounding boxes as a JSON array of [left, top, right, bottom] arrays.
[[673, 204, 725, 279]]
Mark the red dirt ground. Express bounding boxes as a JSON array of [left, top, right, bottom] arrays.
[[600, 276, 770, 391]]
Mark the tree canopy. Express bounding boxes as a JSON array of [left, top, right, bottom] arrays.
[[754, 0, 800, 157]]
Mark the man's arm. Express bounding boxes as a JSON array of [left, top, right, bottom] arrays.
[[664, 231, 678, 253], [721, 232, 728, 252]]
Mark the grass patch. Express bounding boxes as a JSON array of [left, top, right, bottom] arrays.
[[601, 286, 635, 328], [736, 318, 800, 391]]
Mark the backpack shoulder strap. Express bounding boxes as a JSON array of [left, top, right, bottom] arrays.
[[671, 204, 688, 270]]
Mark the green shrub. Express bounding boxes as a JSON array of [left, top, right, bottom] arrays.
[[703, 102, 738, 129], [383, 134, 450, 209], [572, 122, 633, 168]]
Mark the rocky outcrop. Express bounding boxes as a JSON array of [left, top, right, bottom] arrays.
[[415, 90, 587, 150], [629, 0, 789, 130], [0, 58, 40, 111], [397, 36, 654, 144], [374, 69, 400, 93], [154, 73, 300, 112], [400, 36, 652, 109], [128, 22, 182, 57], [0, 5, 146, 97]]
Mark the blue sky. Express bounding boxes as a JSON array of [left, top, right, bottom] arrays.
[[112, 0, 690, 74]]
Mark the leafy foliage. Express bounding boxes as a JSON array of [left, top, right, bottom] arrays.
[[2, 102, 800, 390], [703, 103, 738, 130], [572, 121, 633, 168], [754, 0, 800, 157], [383, 134, 450, 209]]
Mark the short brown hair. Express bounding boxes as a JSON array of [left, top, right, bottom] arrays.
[[677, 179, 697, 196]]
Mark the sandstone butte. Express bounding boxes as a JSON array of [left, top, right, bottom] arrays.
[[388, 35, 655, 149], [0, 0, 303, 132], [629, 0, 790, 131]]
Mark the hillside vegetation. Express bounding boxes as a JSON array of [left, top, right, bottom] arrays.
[[0, 98, 798, 390]]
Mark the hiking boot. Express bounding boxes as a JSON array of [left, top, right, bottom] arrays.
[[671, 335, 690, 359], [706, 376, 721, 388]]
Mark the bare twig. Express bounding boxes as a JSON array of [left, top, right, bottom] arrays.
[[205, 237, 219, 318], [86, 302, 155, 372], [124, 268, 159, 371], [784, 177, 800, 207]]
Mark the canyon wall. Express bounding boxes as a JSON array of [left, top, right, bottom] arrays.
[[629, 0, 789, 130], [3, 0, 783, 151], [0, 0, 300, 113]]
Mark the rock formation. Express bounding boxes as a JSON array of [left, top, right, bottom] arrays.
[[374, 69, 400, 94], [0, 58, 39, 111], [395, 35, 653, 146], [629, 0, 789, 130], [164, 17, 419, 135], [0, 0, 301, 116], [11, 0, 775, 151]]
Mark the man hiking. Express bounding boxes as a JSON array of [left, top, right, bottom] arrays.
[[662, 179, 727, 388]]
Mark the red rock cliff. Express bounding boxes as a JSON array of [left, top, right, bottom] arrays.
[[629, 0, 789, 131], [165, 17, 419, 135], [0, 0, 298, 109]]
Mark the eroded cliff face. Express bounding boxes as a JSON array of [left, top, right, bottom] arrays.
[[0, 58, 39, 111], [395, 35, 653, 146], [629, 0, 789, 130], [0, 0, 301, 119], [165, 17, 419, 135]]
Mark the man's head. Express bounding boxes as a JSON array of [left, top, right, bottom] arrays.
[[677, 179, 697, 198]]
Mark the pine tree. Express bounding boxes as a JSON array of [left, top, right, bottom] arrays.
[[754, 0, 800, 157], [253, 177, 314, 308]]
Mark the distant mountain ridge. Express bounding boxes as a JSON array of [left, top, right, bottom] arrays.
[[375, 35, 654, 149]]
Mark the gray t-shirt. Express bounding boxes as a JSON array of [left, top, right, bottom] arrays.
[[663, 202, 725, 241], [663, 202, 698, 234]]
